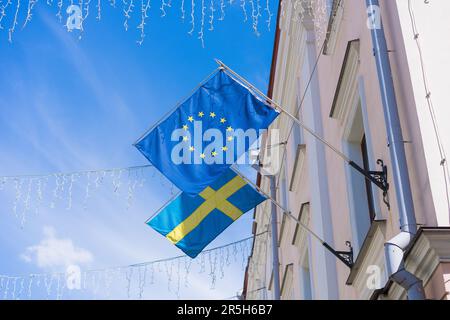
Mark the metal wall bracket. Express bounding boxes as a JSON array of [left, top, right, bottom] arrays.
[[369, 159, 390, 209], [322, 241, 354, 269], [349, 159, 390, 210]]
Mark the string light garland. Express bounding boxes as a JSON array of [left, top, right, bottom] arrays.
[[0, 162, 272, 299], [137, 0, 151, 45], [0, 164, 177, 227], [8, 0, 19, 42], [0, 0, 333, 46], [0, 231, 267, 300], [264, 0, 271, 31]]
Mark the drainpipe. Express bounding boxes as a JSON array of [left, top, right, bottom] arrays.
[[269, 175, 281, 300], [365, 0, 425, 299]]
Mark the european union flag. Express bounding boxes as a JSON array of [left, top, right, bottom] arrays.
[[147, 169, 267, 258], [135, 70, 279, 195]]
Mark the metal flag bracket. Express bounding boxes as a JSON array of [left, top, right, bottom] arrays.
[[322, 241, 354, 269], [349, 159, 390, 210]]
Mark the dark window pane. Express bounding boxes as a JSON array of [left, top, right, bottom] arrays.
[[361, 135, 376, 221]]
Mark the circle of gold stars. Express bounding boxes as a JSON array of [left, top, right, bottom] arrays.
[[182, 111, 234, 160]]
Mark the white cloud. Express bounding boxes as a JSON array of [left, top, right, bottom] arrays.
[[21, 226, 93, 269]]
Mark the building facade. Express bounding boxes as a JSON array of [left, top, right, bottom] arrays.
[[244, 0, 450, 300]]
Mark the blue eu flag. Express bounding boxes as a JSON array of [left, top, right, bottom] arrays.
[[147, 169, 267, 258], [134, 70, 279, 195]]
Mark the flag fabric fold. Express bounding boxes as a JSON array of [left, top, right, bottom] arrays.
[[135, 70, 279, 195]]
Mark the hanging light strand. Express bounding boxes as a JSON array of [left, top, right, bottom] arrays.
[[0, 231, 267, 299], [23, 0, 38, 28], [8, 0, 20, 42], [0, 0, 285, 45], [0, 164, 178, 227]]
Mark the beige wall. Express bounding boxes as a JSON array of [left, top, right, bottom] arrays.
[[246, 0, 449, 300]]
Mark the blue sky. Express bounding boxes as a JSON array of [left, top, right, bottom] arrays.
[[0, 1, 277, 299]]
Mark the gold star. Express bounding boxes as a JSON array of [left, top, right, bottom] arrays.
[[182, 124, 189, 131], [200, 153, 206, 159], [211, 151, 218, 157], [220, 118, 226, 124], [188, 116, 194, 122], [198, 111, 204, 117], [227, 136, 234, 142], [189, 146, 195, 152], [222, 146, 228, 152], [210, 112, 216, 118], [226, 126, 233, 132], [183, 136, 189, 142]]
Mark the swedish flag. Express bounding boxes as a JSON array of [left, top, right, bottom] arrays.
[[147, 169, 266, 258]]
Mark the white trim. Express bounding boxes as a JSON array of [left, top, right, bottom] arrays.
[[330, 40, 360, 123], [324, 0, 344, 55]]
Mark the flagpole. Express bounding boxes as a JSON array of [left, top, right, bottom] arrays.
[[216, 59, 390, 210], [235, 165, 355, 269], [215, 59, 350, 163], [230, 166, 288, 213], [231, 166, 326, 245]]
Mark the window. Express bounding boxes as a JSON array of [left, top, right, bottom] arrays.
[[281, 264, 294, 300], [329, 40, 378, 253], [299, 256, 313, 300], [343, 102, 373, 253], [289, 82, 307, 193], [254, 279, 266, 300], [293, 78, 305, 147], [289, 144, 306, 192], [278, 166, 289, 245], [292, 203, 313, 299], [326, 0, 335, 17]]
